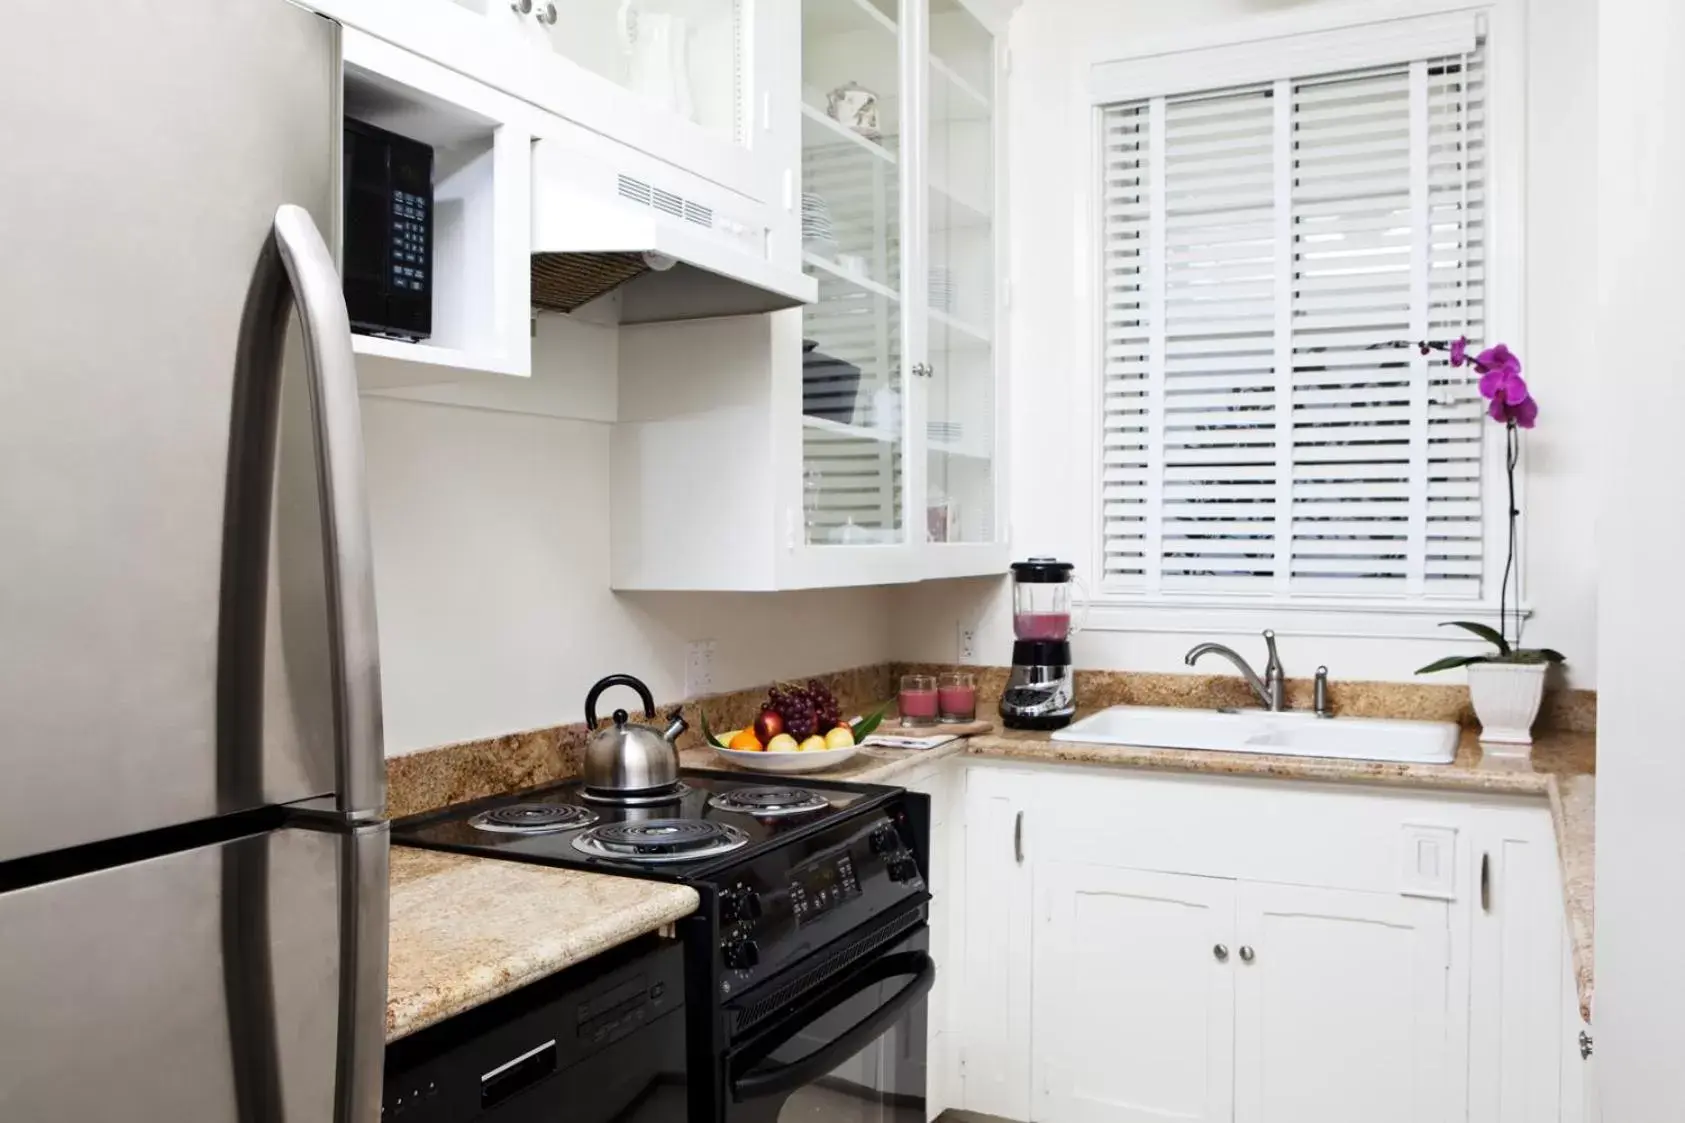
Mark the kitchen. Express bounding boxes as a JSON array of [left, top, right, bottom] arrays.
[[0, 0, 1677, 1121]]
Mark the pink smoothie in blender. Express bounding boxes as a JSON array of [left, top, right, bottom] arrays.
[[1011, 560, 1080, 641]]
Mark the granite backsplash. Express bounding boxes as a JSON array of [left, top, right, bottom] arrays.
[[384, 661, 1592, 818]]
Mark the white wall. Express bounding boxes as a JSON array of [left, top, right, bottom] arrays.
[[360, 326, 894, 756], [1593, 0, 1685, 1114], [895, 0, 1601, 686]]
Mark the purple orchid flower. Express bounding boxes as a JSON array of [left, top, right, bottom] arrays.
[[1480, 366, 1531, 405], [1489, 392, 1539, 429], [1377, 336, 1541, 660]]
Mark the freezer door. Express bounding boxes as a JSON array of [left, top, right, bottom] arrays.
[[0, 0, 383, 860], [0, 820, 389, 1123]]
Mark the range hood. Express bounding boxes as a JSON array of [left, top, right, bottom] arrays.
[[530, 140, 816, 325]]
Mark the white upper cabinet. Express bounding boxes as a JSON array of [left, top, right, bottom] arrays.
[[796, 0, 1006, 575], [610, 0, 1010, 589], [308, 0, 790, 205]]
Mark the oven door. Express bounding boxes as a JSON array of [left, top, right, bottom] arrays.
[[725, 923, 933, 1123]]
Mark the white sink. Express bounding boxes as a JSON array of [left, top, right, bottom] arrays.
[[1052, 705, 1459, 764]]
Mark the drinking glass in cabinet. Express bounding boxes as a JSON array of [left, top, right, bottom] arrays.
[[925, 0, 996, 545]]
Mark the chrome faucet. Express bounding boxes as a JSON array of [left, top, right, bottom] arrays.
[[1184, 629, 1286, 712]]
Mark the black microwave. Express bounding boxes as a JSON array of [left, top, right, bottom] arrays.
[[342, 117, 432, 341]]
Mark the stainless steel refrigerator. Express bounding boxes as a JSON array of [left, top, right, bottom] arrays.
[[0, 2, 388, 1120]]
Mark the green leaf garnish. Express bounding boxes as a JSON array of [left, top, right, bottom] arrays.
[[850, 706, 888, 741], [698, 709, 727, 750]]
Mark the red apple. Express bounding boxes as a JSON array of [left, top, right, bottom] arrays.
[[753, 708, 785, 743]]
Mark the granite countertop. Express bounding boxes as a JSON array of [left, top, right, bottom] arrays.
[[686, 720, 1596, 1021], [386, 847, 699, 1042]]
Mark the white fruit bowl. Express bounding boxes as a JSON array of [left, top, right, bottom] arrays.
[[711, 745, 860, 773]]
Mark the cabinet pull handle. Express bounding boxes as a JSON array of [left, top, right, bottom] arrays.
[[1579, 1031, 1594, 1060], [1238, 945, 1255, 963], [1480, 852, 1491, 912], [1213, 944, 1229, 962], [1013, 811, 1024, 865]]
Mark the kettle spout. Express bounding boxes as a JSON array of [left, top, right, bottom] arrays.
[[662, 708, 689, 744]]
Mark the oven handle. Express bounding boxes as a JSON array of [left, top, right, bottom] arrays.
[[730, 951, 935, 1102]]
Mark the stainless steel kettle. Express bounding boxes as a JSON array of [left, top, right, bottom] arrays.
[[581, 674, 688, 799]]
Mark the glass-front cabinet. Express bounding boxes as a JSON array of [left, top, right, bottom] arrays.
[[608, 0, 1008, 592], [923, 0, 997, 548], [794, 0, 1006, 578]]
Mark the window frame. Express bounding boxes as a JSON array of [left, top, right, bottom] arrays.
[[1069, 0, 1527, 638]]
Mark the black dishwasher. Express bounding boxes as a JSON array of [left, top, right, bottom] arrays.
[[383, 934, 687, 1122]]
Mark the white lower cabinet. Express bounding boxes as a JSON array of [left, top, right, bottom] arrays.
[[1034, 864, 1236, 1123], [948, 759, 1586, 1123], [1232, 881, 1450, 1123], [1032, 867, 1449, 1123]]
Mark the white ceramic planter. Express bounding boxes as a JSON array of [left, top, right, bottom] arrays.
[[1467, 661, 1548, 751]]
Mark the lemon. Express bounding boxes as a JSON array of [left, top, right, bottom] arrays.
[[766, 733, 800, 753], [798, 735, 828, 752], [824, 725, 856, 749]]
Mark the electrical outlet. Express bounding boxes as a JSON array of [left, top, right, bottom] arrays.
[[957, 622, 978, 664], [685, 639, 716, 697]]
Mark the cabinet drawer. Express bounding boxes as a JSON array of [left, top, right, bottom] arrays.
[[991, 761, 1502, 900]]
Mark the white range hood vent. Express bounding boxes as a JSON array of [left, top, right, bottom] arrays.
[[530, 141, 815, 324]]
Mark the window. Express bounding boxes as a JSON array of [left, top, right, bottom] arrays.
[[1094, 15, 1494, 605]]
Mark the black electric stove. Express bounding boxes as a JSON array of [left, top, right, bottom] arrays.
[[397, 772, 880, 882], [393, 769, 933, 1123]]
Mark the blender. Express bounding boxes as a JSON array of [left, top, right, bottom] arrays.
[[1000, 558, 1083, 730]]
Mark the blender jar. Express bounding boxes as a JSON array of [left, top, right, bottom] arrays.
[[1011, 558, 1082, 640]]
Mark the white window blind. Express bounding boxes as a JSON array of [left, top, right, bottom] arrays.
[[1099, 39, 1487, 599]]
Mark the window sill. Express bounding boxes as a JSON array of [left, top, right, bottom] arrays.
[[1082, 596, 1531, 641]]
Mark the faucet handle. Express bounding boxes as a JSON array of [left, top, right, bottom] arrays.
[[1314, 666, 1331, 718], [1261, 629, 1281, 673]]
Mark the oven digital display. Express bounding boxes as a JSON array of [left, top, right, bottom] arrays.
[[789, 854, 861, 926]]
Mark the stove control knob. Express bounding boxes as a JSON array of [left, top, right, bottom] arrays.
[[723, 938, 761, 970], [870, 826, 900, 855], [888, 857, 920, 883], [721, 888, 763, 924]]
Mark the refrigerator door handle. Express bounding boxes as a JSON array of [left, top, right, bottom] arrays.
[[337, 819, 391, 1123], [272, 204, 386, 821]]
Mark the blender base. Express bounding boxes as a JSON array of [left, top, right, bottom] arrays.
[[1000, 708, 1076, 731]]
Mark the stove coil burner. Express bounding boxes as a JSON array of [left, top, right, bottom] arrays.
[[468, 803, 599, 834], [570, 819, 749, 864], [579, 783, 691, 807], [707, 785, 831, 817]]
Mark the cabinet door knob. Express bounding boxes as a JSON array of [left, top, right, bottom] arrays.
[[1213, 944, 1229, 962], [510, 0, 533, 12], [1239, 945, 1255, 963], [536, 2, 557, 24]]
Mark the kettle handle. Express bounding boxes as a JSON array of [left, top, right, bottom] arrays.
[[585, 674, 657, 730]]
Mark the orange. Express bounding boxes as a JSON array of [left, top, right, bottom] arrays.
[[728, 728, 764, 751]]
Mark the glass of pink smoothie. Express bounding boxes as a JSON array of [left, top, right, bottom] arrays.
[[899, 675, 940, 727], [938, 672, 977, 723]]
